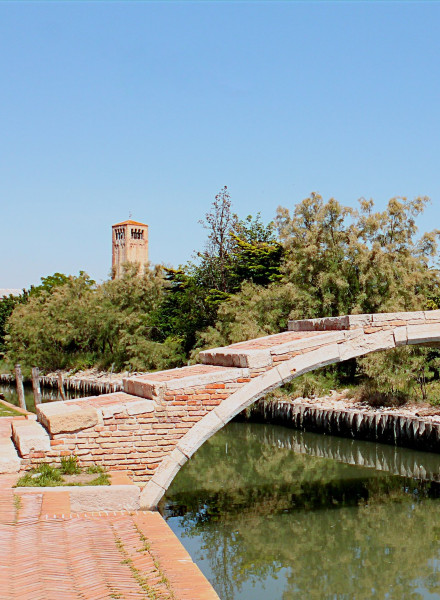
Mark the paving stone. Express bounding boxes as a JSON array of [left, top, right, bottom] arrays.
[[12, 420, 51, 456], [0, 439, 21, 473]]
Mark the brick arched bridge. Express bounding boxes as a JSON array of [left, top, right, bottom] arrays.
[[7, 309, 440, 509]]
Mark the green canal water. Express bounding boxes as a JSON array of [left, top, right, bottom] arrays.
[[162, 422, 440, 600]]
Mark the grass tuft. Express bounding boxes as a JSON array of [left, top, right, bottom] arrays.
[[15, 460, 110, 487], [60, 455, 81, 475]]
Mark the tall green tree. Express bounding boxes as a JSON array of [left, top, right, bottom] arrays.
[[276, 194, 440, 317], [0, 292, 26, 358]]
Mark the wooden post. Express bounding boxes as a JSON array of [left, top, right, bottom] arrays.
[[31, 367, 42, 406], [57, 372, 66, 401], [14, 364, 26, 411]]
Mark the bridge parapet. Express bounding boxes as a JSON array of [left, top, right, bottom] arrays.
[[200, 330, 347, 369], [123, 364, 249, 402], [288, 310, 440, 332]]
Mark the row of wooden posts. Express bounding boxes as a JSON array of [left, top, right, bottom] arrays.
[[14, 364, 66, 411]]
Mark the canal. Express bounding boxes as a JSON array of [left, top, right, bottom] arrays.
[[162, 421, 440, 600]]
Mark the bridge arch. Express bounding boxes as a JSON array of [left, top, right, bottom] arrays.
[[140, 310, 440, 508]]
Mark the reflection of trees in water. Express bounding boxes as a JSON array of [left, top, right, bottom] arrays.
[[163, 423, 440, 600]]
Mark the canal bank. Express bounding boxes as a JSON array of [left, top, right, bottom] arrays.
[[0, 369, 123, 397], [238, 392, 440, 453]]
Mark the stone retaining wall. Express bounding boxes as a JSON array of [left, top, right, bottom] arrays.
[[242, 399, 440, 452]]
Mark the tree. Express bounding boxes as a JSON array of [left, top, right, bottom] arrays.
[[6, 273, 97, 371], [228, 214, 284, 290], [0, 292, 26, 358], [148, 268, 216, 354], [198, 186, 237, 294], [275, 194, 440, 318], [28, 272, 71, 296]]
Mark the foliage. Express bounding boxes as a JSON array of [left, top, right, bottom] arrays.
[[276, 194, 440, 317], [28, 272, 72, 296], [227, 214, 284, 290], [0, 272, 79, 360], [148, 268, 216, 354], [15, 461, 109, 487], [0, 292, 27, 358], [194, 282, 297, 353], [195, 189, 283, 308], [6, 272, 98, 371], [0, 402, 22, 417], [197, 185, 237, 294], [358, 346, 440, 404], [271, 368, 345, 400], [60, 455, 81, 475], [16, 463, 63, 487], [6, 266, 184, 372]]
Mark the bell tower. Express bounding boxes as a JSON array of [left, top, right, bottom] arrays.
[[112, 220, 149, 279]]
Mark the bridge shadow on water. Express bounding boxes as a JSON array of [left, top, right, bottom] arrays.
[[162, 422, 440, 600]]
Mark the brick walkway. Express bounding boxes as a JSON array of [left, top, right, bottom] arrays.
[[0, 479, 219, 600]]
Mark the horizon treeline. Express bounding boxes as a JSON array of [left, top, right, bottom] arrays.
[[3, 191, 440, 404]]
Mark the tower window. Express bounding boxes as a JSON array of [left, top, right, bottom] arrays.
[[115, 228, 125, 240], [131, 229, 144, 240]]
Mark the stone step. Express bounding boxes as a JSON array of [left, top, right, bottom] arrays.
[[37, 392, 155, 434], [0, 438, 21, 473], [12, 420, 51, 457]]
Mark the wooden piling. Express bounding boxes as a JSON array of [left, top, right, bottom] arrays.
[[14, 364, 26, 411], [57, 372, 66, 401], [31, 367, 42, 406]]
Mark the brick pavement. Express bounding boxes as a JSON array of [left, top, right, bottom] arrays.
[[0, 480, 219, 600]]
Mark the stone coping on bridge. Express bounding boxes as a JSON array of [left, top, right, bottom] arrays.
[[199, 329, 348, 368], [288, 309, 440, 331], [123, 363, 250, 400]]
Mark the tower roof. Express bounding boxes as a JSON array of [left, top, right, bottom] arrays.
[[112, 220, 148, 227]]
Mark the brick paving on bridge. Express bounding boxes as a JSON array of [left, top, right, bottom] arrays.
[[0, 476, 219, 600]]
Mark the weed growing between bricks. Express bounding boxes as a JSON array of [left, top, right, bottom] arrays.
[[12, 494, 21, 523], [15, 455, 110, 487], [134, 523, 176, 595], [114, 533, 167, 600]]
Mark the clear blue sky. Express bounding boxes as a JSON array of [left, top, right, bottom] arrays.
[[2, 1, 440, 288]]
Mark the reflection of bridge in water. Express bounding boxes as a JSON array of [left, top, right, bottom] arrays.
[[259, 425, 440, 482]]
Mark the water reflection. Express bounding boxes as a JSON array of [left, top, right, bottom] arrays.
[[0, 383, 83, 413], [162, 422, 440, 600]]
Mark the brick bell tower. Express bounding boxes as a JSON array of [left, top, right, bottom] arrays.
[[112, 220, 149, 279]]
